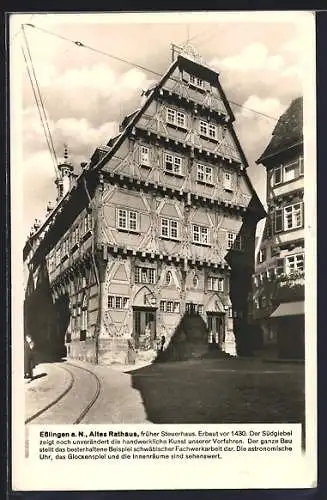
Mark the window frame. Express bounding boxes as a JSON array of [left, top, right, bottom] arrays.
[[208, 276, 224, 292], [283, 202, 303, 231], [189, 74, 205, 89], [285, 253, 304, 274], [164, 152, 183, 176], [108, 295, 129, 309], [165, 271, 172, 286], [166, 107, 186, 129], [134, 266, 156, 285], [283, 160, 299, 183], [116, 208, 139, 232], [192, 224, 210, 246], [273, 166, 282, 186], [160, 217, 179, 240], [199, 120, 217, 141], [227, 232, 243, 251], [258, 248, 267, 264], [223, 171, 233, 191], [196, 163, 213, 184], [139, 145, 151, 167]]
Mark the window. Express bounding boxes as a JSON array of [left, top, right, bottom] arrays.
[[161, 217, 179, 239], [274, 208, 283, 233], [284, 203, 303, 230], [165, 271, 172, 286], [199, 120, 217, 140], [299, 155, 304, 175], [189, 75, 205, 89], [257, 248, 267, 264], [61, 239, 69, 259], [193, 275, 199, 288], [164, 153, 183, 175], [193, 224, 209, 245], [116, 208, 139, 232], [285, 253, 304, 274], [108, 295, 129, 309], [200, 121, 207, 135], [273, 167, 282, 186], [223, 172, 233, 191], [71, 225, 80, 248], [283, 160, 298, 182], [166, 108, 186, 128], [227, 232, 243, 250], [160, 300, 180, 313], [135, 266, 156, 284], [167, 301, 173, 313], [174, 302, 180, 313], [140, 146, 150, 166], [276, 258, 284, 275], [197, 164, 213, 184], [83, 213, 92, 234], [208, 277, 224, 292], [55, 248, 61, 267]]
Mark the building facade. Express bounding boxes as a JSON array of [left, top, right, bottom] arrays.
[[251, 97, 304, 359], [23, 49, 265, 365]]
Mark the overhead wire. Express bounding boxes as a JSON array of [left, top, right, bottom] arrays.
[[21, 26, 59, 176], [21, 46, 58, 176], [22, 22, 279, 122], [22, 25, 59, 166]]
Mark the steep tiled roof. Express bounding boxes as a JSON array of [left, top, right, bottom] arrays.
[[256, 96, 303, 164]]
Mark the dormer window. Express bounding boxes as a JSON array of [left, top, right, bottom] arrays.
[[189, 75, 205, 89]]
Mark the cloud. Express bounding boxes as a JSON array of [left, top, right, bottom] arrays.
[[210, 41, 302, 106], [19, 22, 305, 236], [24, 61, 154, 126]]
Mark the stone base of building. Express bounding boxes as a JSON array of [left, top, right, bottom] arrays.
[[66, 338, 97, 363], [97, 337, 136, 365]]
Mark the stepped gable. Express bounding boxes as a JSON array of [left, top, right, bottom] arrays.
[[256, 96, 303, 164]]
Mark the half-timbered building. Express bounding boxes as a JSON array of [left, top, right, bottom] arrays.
[[23, 48, 265, 365], [251, 97, 304, 359]]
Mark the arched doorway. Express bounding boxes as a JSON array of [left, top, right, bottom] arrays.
[[133, 286, 157, 349], [206, 295, 226, 348]]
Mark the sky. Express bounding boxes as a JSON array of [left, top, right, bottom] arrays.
[[10, 12, 307, 238]]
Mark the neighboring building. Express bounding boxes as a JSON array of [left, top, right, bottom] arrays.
[[23, 48, 265, 365], [251, 97, 304, 359]]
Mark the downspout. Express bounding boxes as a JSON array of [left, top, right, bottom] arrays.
[[82, 175, 101, 364]]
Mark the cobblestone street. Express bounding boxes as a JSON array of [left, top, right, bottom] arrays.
[[25, 357, 304, 426]]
